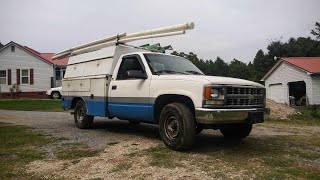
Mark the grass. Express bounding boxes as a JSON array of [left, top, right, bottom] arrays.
[[0, 122, 101, 179], [0, 99, 63, 112], [126, 118, 320, 179], [111, 162, 133, 172], [135, 135, 320, 179], [55, 143, 99, 160], [266, 106, 320, 126], [144, 146, 180, 168], [0, 122, 55, 179]]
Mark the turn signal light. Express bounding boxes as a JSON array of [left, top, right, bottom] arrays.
[[204, 86, 211, 100]]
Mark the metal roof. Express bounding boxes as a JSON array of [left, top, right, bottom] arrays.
[[261, 57, 320, 81]]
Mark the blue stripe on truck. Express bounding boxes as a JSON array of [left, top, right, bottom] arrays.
[[62, 99, 107, 117], [108, 103, 154, 122], [62, 97, 154, 122]]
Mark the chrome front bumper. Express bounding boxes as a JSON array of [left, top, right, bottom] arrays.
[[195, 108, 265, 125]]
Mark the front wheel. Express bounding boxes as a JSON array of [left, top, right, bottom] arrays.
[[159, 103, 196, 151], [220, 124, 252, 139], [74, 100, 94, 129]]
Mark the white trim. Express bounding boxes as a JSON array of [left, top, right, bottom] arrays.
[[21, 69, 29, 85], [0, 69, 7, 85]]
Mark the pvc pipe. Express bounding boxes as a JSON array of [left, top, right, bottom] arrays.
[[53, 33, 126, 59], [124, 22, 194, 39], [53, 22, 194, 59], [120, 30, 186, 43], [72, 31, 186, 55]]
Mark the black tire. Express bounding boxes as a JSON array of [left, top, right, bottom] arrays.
[[159, 103, 196, 151], [196, 127, 203, 134], [220, 124, 252, 139], [129, 121, 141, 125], [51, 91, 61, 99], [74, 100, 94, 129]]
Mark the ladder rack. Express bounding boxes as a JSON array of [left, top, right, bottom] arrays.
[[52, 22, 194, 60]]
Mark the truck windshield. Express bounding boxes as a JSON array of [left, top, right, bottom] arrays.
[[144, 54, 204, 75]]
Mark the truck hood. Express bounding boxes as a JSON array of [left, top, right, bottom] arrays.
[[154, 75, 264, 88], [201, 75, 264, 88]]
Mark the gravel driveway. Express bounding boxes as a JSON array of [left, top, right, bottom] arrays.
[[0, 109, 162, 149], [0, 109, 291, 150], [1, 109, 319, 179]]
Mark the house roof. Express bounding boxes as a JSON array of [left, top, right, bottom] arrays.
[[261, 57, 320, 81], [0, 41, 68, 66]]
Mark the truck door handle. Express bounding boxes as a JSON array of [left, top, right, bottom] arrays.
[[112, 85, 117, 90]]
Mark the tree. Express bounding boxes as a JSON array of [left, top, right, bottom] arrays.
[[212, 57, 229, 76], [252, 49, 273, 81], [311, 22, 320, 40], [229, 59, 250, 79]]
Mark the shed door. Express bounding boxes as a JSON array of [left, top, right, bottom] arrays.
[[269, 84, 284, 103]]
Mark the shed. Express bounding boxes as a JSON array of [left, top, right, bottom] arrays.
[[261, 57, 320, 105]]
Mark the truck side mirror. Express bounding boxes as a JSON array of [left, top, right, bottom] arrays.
[[127, 70, 147, 79]]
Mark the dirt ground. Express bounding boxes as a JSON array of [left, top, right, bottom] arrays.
[[1, 110, 319, 179], [266, 99, 296, 119]]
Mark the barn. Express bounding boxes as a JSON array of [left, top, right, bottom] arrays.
[[0, 41, 68, 98], [261, 57, 320, 105]]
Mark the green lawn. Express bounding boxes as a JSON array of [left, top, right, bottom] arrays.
[[0, 122, 54, 179], [0, 122, 100, 179], [0, 99, 63, 112]]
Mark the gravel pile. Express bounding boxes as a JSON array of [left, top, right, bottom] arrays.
[[266, 99, 296, 119]]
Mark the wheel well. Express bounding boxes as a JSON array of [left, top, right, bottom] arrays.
[[154, 94, 195, 123], [71, 97, 83, 109], [52, 91, 60, 95]]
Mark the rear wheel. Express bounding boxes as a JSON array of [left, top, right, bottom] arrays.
[[74, 100, 94, 129], [220, 124, 252, 139], [159, 103, 196, 151], [51, 91, 61, 99]]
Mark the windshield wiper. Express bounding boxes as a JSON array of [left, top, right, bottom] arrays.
[[185, 70, 204, 75], [154, 70, 187, 75]]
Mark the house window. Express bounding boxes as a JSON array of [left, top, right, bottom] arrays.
[[0, 70, 6, 84], [21, 69, 29, 84], [55, 68, 61, 80], [11, 46, 15, 52]]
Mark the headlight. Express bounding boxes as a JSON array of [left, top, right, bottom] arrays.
[[203, 86, 225, 106], [204, 86, 224, 100]]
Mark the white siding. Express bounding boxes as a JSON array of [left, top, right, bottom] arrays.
[[311, 75, 320, 105], [0, 44, 53, 92], [265, 62, 313, 104]]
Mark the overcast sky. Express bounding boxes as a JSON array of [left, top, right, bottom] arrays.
[[1, 0, 319, 63]]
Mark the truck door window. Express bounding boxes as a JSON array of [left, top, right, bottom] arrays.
[[117, 56, 144, 80]]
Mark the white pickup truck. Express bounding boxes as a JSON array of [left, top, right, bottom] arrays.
[[54, 22, 265, 150]]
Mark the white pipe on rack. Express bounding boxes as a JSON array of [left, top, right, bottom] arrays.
[[72, 31, 186, 55], [53, 22, 194, 59], [52, 33, 126, 59], [124, 22, 194, 39]]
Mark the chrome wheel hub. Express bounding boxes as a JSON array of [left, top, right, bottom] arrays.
[[165, 116, 180, 139]]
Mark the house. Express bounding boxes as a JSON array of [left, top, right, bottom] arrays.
[[261, 57, 320, 105], [0, 41, 68, 97]]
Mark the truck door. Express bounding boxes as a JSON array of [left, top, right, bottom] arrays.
[[109, 54, 153, 122]]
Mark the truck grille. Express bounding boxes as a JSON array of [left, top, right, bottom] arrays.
[[226, 87, 263, 95], [226, 98, 263, 106], [225, 87, 265, 107]]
